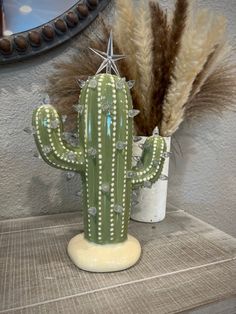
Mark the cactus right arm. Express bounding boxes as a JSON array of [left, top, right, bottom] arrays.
[[32, 105, 85, 173], [131, 136, 166, 188]]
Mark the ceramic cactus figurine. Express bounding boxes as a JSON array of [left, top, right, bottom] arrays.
[[32, 34, 167, 272]]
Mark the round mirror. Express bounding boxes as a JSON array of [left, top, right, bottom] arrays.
[[0, 0, 111, 64], [2, 1, 79, 35]]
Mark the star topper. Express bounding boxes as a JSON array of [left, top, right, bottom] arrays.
[[89, 32, 125, 76]]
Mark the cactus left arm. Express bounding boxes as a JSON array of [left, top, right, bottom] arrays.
[[131, 136, 167, 188], [32, 105, 85, 173]]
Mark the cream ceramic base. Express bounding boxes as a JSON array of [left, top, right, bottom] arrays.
[[67, 233, 141, 272]]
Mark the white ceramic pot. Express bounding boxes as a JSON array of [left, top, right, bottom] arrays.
[[131, 136, 171, 223]]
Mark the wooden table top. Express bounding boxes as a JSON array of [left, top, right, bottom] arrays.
[[0, 208, 235, 313]]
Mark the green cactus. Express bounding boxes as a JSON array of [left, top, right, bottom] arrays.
[[32, 73, 167, 245]]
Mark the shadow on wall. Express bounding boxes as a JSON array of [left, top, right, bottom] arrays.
[[168, 122, 198, 205], [26, 173, 83, 217], [167, 113, 234, 208]]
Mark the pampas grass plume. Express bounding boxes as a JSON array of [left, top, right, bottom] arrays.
[[161, 10, 227, 136]]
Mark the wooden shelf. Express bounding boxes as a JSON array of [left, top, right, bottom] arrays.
[[0, 208, 235, 313]]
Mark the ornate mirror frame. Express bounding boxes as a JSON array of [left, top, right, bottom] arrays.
[[0, 0, 111, 64]]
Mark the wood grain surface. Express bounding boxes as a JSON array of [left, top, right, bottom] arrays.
[[0, 209, 235, 313]]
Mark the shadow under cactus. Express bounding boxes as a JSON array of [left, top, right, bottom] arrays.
[[26, 174, 83, 217]]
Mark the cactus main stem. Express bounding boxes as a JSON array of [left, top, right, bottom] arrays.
[[79, 74, 133, 244]]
